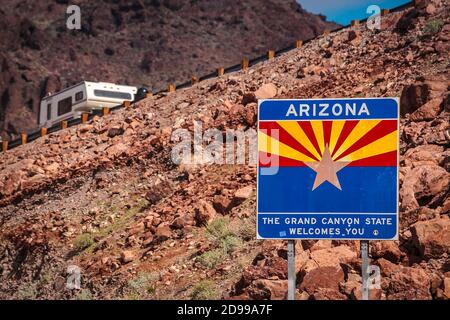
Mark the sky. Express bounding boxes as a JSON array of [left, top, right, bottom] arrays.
[[297, 0, 411, 25]]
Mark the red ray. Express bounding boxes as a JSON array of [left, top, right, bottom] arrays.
[[347, 150, 397, 167], [258, 152, 307, 167], [297, 121, 322, 157], [331, 120, 359, 157], [323, 121, 332, 147], [335, 120, 397, 161], [259, 121, 319, 161]]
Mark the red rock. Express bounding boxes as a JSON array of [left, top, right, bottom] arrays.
[[375, 258, 402, 277], [105, 143, 128, 158], [400, 82, 430, 115], [411, 217, 450, 259], [254, 83, 277, 100], [400, 165, 450, 212], [300, 266, 344, 294], [213, 195, 232, 214], [155, 224, 172, 240], [443, 277, 450, 299], [120, 250, 135, 264], [194, 200, 217, 226], [410, 97, 443, 121], [385, 266, 431, 300], [302, 245, 357, 274], [311, 288, 347, 300], [248, 279, 287, 300], [371, 241, 402, 263]]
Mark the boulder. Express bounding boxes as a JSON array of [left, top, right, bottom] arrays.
[[411, 217, 450, 259], [254, 83, 277, 100], [155, 224, 172, 241], [371, 241, 402, 263], [385, 266, 431, 300], [212, 195, 232, 214], [120, 250, 135, 264], [247, 279, 287, 300], [302, 245, 357, 274], [194, 200, 217, 226], [299, 266, 344, 295], [400, 165, 450, 212], [410, 97, 443, 121]]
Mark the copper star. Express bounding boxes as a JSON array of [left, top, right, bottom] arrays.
[[305, 145, 350, 191]]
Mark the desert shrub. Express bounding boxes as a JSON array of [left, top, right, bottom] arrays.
[[76, 289, 93, 300], [422, 19, 444, 36], [220, 234, 242, 254], [206, 217, 231, 241], [127, 272, 159, 297], [197, 249, 226, 268], [17, 283, 37, 300], [237, 215, 256, 241], [74, 233, 95, 251], [190, 280, 219, 300]]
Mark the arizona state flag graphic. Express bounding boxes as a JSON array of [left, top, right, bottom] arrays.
[[257, 98, 399, 240]]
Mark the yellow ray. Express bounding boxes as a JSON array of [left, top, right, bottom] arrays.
[[276, 121, 321, 160], [339, 130, 397, 162], [258, 131, 316, 162], [311, 121, 325, 155], [329, 120, 345, 154], [332, 120, 381, 160]]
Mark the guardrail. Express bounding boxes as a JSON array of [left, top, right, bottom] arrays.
[[1, 1, 414, 153]]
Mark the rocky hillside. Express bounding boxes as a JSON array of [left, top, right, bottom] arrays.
[[0, 0, 339, 140], [0, 0, 449, 300]]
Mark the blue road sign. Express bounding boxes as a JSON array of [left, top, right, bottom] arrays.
[[257, 98, 399, 240]]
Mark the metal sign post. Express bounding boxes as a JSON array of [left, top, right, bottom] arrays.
[[287, 240, 296, 300], [361, 240, 369, 300]]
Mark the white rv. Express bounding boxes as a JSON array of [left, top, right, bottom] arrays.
[[38, 81, 139, 128]]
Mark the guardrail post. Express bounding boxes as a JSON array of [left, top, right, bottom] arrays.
[[241, 58, 249, 70], [295, 40, 303, 48], [268, 50, 275, 59], [102, 107, 110, 116], [61, 120, 68, 129], [351, 20, 360, 27], [2, 140, 8, 152], [81, 113, 89, 123], [123, 100, 131, 108], [381, 9, 390, 16], [40, 127, 47, 137], [168, 84, 176, 93], [191, 76, 199, 85], [21, 133, 27, 145], [217, 68, 224, 77]]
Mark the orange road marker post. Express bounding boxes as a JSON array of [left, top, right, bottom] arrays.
[[123, 100, 131, 108], [40, 127, 47, 137], [2, 140, 8, 152], [241, 58, 249, 70], [61, 120, 68, 129], [268, 50, 275, 59], [21, 133, 27, 145], [295, 40, 303, 48], [217, 68, 224, 77], [102, 107, 110, 116], [81, 113, 89, 123], [168, 84, 176, 93], [191, 76, 199, 85]]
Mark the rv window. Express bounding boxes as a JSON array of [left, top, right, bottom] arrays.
[[94, 90, 132, 100], [75, 91, 84, 101], [47, 104, 51, 120], [57, 97, 72, 116]]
